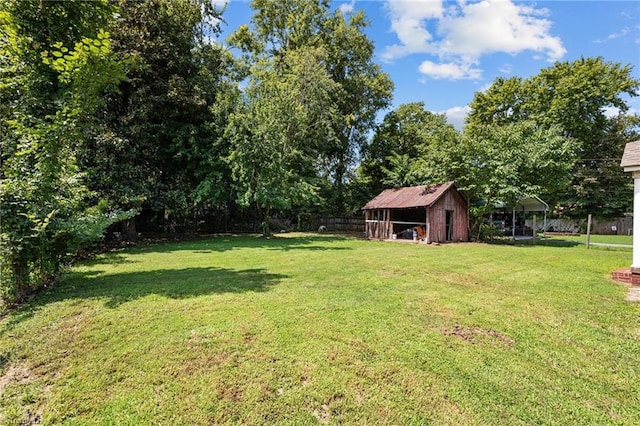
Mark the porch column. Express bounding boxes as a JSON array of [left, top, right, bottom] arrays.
[[633, 172, 640, 273]]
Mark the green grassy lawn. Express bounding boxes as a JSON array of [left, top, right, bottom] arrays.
[[543, 233, 633, 246], [1, 234, 639, 425]]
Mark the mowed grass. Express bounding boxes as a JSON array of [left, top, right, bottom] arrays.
[[1, 234, 639, 425], [544, 233, 633, 246]]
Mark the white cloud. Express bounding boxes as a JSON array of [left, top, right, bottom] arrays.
[[339, 0, 356, 14], [382, 0, 566, 80], [381, 0, 444, 60], [439, 105, 471, 130], [437, 1, 565, 60], [603, 106, 620, 118], [419, 60, 481, 80], [594, 27, 630, 43], [499, 63, 513, 74]]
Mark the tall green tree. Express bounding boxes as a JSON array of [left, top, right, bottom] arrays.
[[319, 8, 394, 209], [462, 121, 576, 237], [226, 47, 338, 235], [467, 57, 640, 217], [79, 0, 234, 236], [362, 102, 461, 193], [229, 0, 393, 214], [0, 0, 130, 303]]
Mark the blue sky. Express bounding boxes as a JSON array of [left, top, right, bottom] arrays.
[[215, 0, 640, 129]]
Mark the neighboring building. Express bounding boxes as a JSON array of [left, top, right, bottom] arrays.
[[489, 196, 549, 237], [362, 182, 468, 243], [621, 140, 640, 274]]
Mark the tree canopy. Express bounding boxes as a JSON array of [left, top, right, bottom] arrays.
[[467, 57, 640, 217], [229, 0, 393, 217], [361, 102, 461, 194], [79, 0, 234, 237], [363, 102, 577, 237]]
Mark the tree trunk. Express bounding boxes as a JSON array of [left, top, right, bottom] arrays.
[[474, 199, 492, 242], [122, 217, 138, 240], [11, 256, 30, 302], [261, 205, 271, 237]]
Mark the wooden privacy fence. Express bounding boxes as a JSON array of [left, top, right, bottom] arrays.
[[525, 216, 633, 235], [315, 216, 365, 233], [591, 216, 633, 235]]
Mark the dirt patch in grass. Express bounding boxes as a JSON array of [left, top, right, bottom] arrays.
[[0, 363, 46, 425], [313, 403, 332, 424], [0, 363, 33, 395], [443, 324, 516, 346], [312, 393, 345, 424]]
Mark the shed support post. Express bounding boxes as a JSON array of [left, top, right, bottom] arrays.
[[364, 210, 370, 239], [426, 208, 430, 244], [385, 209, 390, 239]]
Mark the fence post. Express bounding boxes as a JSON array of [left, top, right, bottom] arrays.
[[586, 214, 592, 249]]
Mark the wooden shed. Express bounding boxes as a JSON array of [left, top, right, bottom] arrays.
[[362, 182, 468, 243]]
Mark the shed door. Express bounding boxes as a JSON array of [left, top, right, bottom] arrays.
[[445, 210, 453, 241]]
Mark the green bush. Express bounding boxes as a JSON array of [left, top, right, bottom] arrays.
[[0, 190, 135, 310]]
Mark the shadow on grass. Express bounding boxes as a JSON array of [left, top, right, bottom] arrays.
[[0, 267, 287, 336], [113, 233, 355, 256], [78, 251, 138, 267], [0, 234, 343, 330], [483, 238, 582, 248], [63, 266, 286, 308]]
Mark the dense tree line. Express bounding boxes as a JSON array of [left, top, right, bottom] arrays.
[[1, 0, 638, 306]]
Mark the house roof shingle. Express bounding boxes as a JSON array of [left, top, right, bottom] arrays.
[[621, 141, 640, 168], [362, 182, 456, 210]]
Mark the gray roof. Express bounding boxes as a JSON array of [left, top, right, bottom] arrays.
[[621, 141, 640, 168], [494, 196, 549, 213]]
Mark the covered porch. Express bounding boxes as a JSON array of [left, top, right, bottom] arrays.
[[491, 196, 549, 239]]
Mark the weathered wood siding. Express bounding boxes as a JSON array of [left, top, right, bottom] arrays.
[[365, 209, 393, 239], [427, 190, 468, 242]]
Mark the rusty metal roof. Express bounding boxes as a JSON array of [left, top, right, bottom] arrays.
[[621, 141, 640, 168], [362, 182, 456, 210]]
